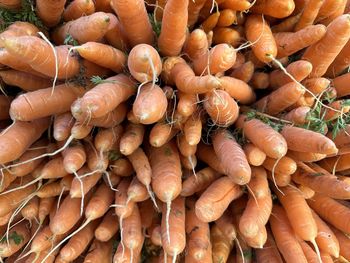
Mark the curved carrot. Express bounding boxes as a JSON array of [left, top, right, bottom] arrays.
[[219, 76, 256, 104], [295, 0, 324, 31]]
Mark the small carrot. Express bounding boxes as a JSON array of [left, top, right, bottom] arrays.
[[36, 0, 66, 27], [127, 177, 149, 203], [53, 112, 74, 142], [263, 156, 297, 175], [201, 11, 220, 33], [94, 209, 119, 242], [36, 181, 67, 198], [132, 84, 168, 125], [220, 0, 252, 11], [149, 122, 178, 147], [245, 14, 277, 63], [251, 0, 295, 18], [187, 0, 206, 27], [230, 61, 255, 83], [294, 0, 324, 31], [183, 29, 208, 60], [94, 0, 113, 12], [119, 123, 145, 156], [62, 144, 86, 174], [195, 176, 242, 222], [63, 0, 95, 21], [212, 129, 250, 184], [21, 196, 39, 221], [219, 76, 256, 104], [282, 106, 311, 125], [250, 72, 270, 90], [244, 143, 267, 166], [211, 224, 234, 263], [213, 27, 241, 47], [110, 158, 134, 177], [0, 70, 51, 91], [183, 114, 202, 146]]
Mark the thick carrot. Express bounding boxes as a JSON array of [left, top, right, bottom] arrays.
[[302, 14, 350, 77], [333, 72, 350, 98], [181, 167, 221, 197], [211, 224, 234, 263], [247, 167, 270, 199], [270, 205, 308, 263], [63, 0, 95, 21], [62, 144, 86, 174], [0, 49, 37, 75], [94, 209, 119, 242], [240, 116, 288, 159], [244, 225, 268, 249], [311, 210, 340, 258], [36, 0, 66, 27], [75, 42, 126, 73], [255, 228, 284, 263], [36, 181, 66, 198], [89, 103, 127, 128], [219, 76, 256, 104], [0, 70, 51, 91], [52, 12, 111, 45], [183, 29, 208, 60], [204, 90, 239, 127], [263, 156, 297, 175], [70, 167, 102, 198], [243, 143, 267, 166], [0, 220, 30, 257], [316, 0, 347, 24], [0, 118, 50, 164], [280, 125, 338, 154], [219, 0, 251, 11], [170, 62, 220, 94], [255, 82, 305, 115], [245, 14, 277, 63], [251, 0, 295, 18], [193, 43, 237, 75], [212, 129, 250, 184], [132, 84, 167, 125], [59, 220, 100, 262], [104, 13, 129, 51], [53, 112, 74, 142], [332, 226, 350, 261], [295, 0, 324, 31], [186, 198, 212, 261], [119, 123, 145, 156], [195, 176, 242, 222], [127, 177, 149, 202], [217, 9, 237, 27], [269, 60, 313, 89], [71, 74, 136, 120], [326, 40, 350, 77], [10, 83, 85, 121], [39, 156, 69, 179], [196, 143, 225, 174], [110, 0, 154, 47]]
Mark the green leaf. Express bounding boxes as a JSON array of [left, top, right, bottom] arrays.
[[90, 76, 115, 85]]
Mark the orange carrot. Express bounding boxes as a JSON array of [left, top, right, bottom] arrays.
[[303, 77, 331, 97], [183, 114, 202, 146], [212, 27, 241, 47], [215, 209, 236, 242], [220, 0, 252, 11], [244, 143, 267, 166], [177, 134, 197, 157], [21, 196, 39, 221], [211, 224, 234, 263], [196, 143, 225, 174], [331, 226, 350, 261], [282, 106, 311, 125], [187, 0, 206, 27], [84, 239, 113, 263], [63, 0, 95, 21], [36, 0, 66, 27], [62, 144, 86, 174], [149, 122, 178, 147], [251, 0, 295, 18], [302, 14, 350, 77], [295, 0, 324, 31], [333, 72, 350, 98], [94, 209, 119, 242], [110, 158, 134, 177], [104, 13, 129, 52], [94, 0, 113, 12], [0, 0, 21, 9], [36, 181, 66, 198], [119, 123, 145, 155], [52, 12, 111, 45], [127, 177, 149, 203], [89, 103, 127, 128], [70, 121, 93, 140], [38, 197, 55, 223], [53, 112, 74, 142], [231, 61, 255, 83], [183, 29, 208, 60], [255, 228, 283, 263], [219, 76, 256, 104], [115, 178, 135, 220], [132, 84, 167, 124], [263, 156, 297, 175], [110, 0, 154, 47], [270, 205, 308, 263], [245, 14, 277, 63], [0, 49, 37, 75], [195, 176, 242, 222], [272, 13, 302, 33], [10, 83, 85, 121], [212, 129, 250, 184], [0, 70, 51, 91], [326, 40, 350, 77], [316, 0, 347, 24], [250, 72, 270, 90], [177, 92, 197, 119]]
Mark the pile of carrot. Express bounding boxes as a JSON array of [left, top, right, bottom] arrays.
[[0, 0, 350, 262]]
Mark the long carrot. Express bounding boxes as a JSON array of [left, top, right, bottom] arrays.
[[0, 70, 51, 91], [302, 14, 350, 77]]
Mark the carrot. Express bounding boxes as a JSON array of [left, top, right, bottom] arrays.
[[255, 82, 305, 115], [317, 0, 347, 24], [244, 225, 268, 249], [62, 144, 86, 174], [246, 167, 268, 198], [181, 167, 221, 197], [183, 114, 202, 146], [297, 184, 315, 199], [53, 113, 74, 142], [0, 220, 30, 258], [21, 196, 39, 221], [115, 178, 135, 220], [274, 24, 326, 58], [240, 116, 288, 159], [38, 197, 55, 223], [331, 226, 350, 261], [94, 0, 113, 12], [245, 14, 277, 63], [211, 224, 234, 263], [219, 0, 251, 11], [193, 44, 236, 75], [84, 239, 113, 263], [186, 198, 212, 261], [94, 125, 123, 153], [36, 181, 66, 198], [204, 90, 239, 127], [161, 197, 185, 260], [63, 0, 95, 21], [219, 76, 256, 104], [71, 74, 136, 120], [177, 134, 197, 157], [110, 0, 154, 47], [295, 0, 324, 31], [212, 27, 241, 47], [149, 122, 178, 147], [230, 61, 255, 83], [263, 156, 297, 175], [215, 209, 236, 241], [251, 0, 295, 18], [269, 60, 313, 89], [170, 62, 220, 94], [139, 199, 156, 229], [270, 205, 308, 263], [119, 123, 145, 156], [200, 11, 220, 33], [280, 125, 338, 154], [243, 143, 266, 167], [177, 92, 197, 119], [104, 13, 129, 52], [0, 49, 37, 75], [39, 156, 69, 179], [183, 29, 208, 60], [212, 129, 250, 184], [250, 72, 270, 90], [94, 209, 119, 242], [74, 42, 126, 73], [0, 118, 50, 164], [180, 154, 197, 171], [127, 177, 149, 203], [36, 0, 66, 27], [110, 158, 134, 177], [195, 176, 242, 222], [333, 72, 350, 98], [272, 13, 302, 33], [10, 83, 85, 121], [330, 124, 350, 148], [311, 210, 340, 258], [298, 239, 320, 263], [70, 121, 93, 140], [0, 0, 21, 9], [326, 40, 350, 77], [132, 84, 167, 125], [70, 167, 102, 198], [217, 9, 237, 27], [239, 187, 272, 238], [196, 143, 225, 174], [89, 103, 128, 128], [151, 225, 162, 246], [0, 70, 51, 92], [302, 14, 350, 77], [52, 12, 111, 45], [59, 220, 100, 262], [187, 0, 206, 27], [282, 106, 310, 125], [255, 228, 283, 263]]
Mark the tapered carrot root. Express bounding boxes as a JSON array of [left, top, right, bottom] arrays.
[[63, 0, 96, 21], [219, 76, 256, 104], [211, 224, 234, 263], [95, 209, 119, 242], [326, 40, 350, 77], [0, 70, 51, 91], [10, 83, 85, 121], [294, 0, 324, 31], [183, 29, 208, 60], [149, 122, 178, 147], [251, 0, 295, 18]]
